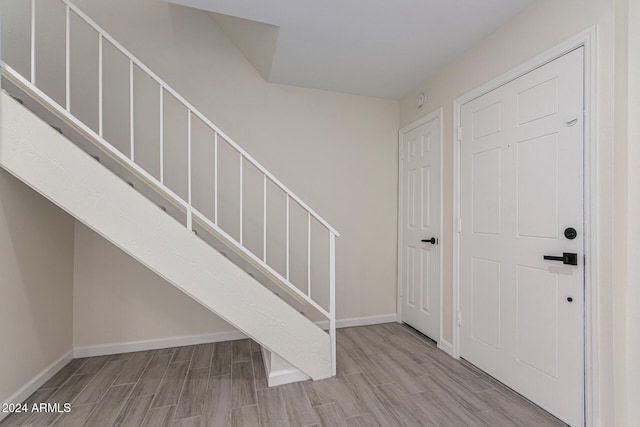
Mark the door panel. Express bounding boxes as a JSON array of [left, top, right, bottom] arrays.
[[471, 257, 501, 350], [472, 148, 502, 234], [460, 47, 584, 426], [517, 134, 559, 238], [400, 113, 441, 340]]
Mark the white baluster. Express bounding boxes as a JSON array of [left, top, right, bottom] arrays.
[[30, 0, 36, 84], [129, 60, 134, 161], [159, 87, 164, 183], [239, 153, 244, 245], [98, 34, 103, 137]]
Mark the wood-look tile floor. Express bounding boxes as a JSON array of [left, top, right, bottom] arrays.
[[1, 323, 567, 426]]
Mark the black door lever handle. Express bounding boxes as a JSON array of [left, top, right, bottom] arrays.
[[543, 252, 578, 266], [421, 237, 438, 245]]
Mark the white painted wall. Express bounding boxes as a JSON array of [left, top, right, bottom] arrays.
[[0, 169, 74, 405], [399, 0, 626, 424]]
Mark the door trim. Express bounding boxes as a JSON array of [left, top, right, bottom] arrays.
[[397, 107, 444, 344], [452, 28, 596, 426]]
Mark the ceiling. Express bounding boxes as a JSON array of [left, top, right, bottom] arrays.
[[165, 0, 534, 99]]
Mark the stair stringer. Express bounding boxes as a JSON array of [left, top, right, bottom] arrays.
[[0, 91, 332, 381]]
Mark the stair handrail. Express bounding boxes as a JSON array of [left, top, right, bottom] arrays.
[[0, 0, 338, 375]]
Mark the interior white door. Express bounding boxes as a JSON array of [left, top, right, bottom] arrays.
[[400, 113, 441, 340], [459, 47, 584, 426]]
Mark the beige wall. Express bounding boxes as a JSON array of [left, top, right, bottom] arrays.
[[625, 0, 640, 420], [626, 0, 640, 421], [73, 222, 236, 347], [612, 0, 629, 424], [614, 0, 640, 424], [400, 0, 622, 424], [65, 0, 399, 347], [0, 169, 74, 403]]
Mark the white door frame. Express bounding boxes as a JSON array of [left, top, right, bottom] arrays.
[[397, 107, 444, 344], [453, 28, 597, 426]]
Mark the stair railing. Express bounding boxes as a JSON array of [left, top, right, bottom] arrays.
[[0, 0, 338, 375]]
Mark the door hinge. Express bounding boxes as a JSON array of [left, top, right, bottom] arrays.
[[458, 126, 463, 141], [457, 311, 462, 326], [458, 218, 462, 233]]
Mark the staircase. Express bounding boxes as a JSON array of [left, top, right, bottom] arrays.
[[0, 0, 338, 381]]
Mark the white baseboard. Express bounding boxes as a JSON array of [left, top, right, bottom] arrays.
[[74, 330, 246, 358], [316, 313, 398, 330], [0, 350, 73, 422], [437, 339, 455, 357], [73, 314, 398, 358]]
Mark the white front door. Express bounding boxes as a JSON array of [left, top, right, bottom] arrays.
[[459, 47, 584, 426], [399, 111, 441, 341]]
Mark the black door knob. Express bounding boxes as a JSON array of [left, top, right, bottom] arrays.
[[543, 252, 578, 266], [421, 237, 438, 245]]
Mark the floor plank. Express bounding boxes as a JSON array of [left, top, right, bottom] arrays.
[[171, 346, 195, 364], [130, 354, 171, 398], [410, 389, 489, 427], [40, 359, 88, 390], [251, 350, 268, 391], [204, 375, 233, 427], [73, 360, 127, 405], [190, 343, 214, 370], [279, 382, 318, 426], [113, 351, 155, 386], [335, 343, 362, 377], [231, 405, 261, 427], [210, 342, 233, 377], [141, 405, 176, 427], [52, 403, 96, 426], [343, 346, 393, 386], [256, 388, 290, 427], [373, 383, 437, 427], [477, 408, 522, 427], [82, 383, 134, 427], [231, 361, 257, 408], [314, 402, 348, 427], [477, 388, 566, 426], [423, 367, 493, 414], [232, 340, 252, 363], [344, 413, 377, 427], [150, 361, 190, 408], [342, 373, 394, 427], [171, 415, 202, 427], [75, 356, 111, 375], [112, 394, 154, 427], [369, 352, 429, 394], [174, 367, 208, 420], [305, 376, 360, 418]]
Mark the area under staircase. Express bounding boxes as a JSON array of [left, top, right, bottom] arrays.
[[0, 0, 338, 382]]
